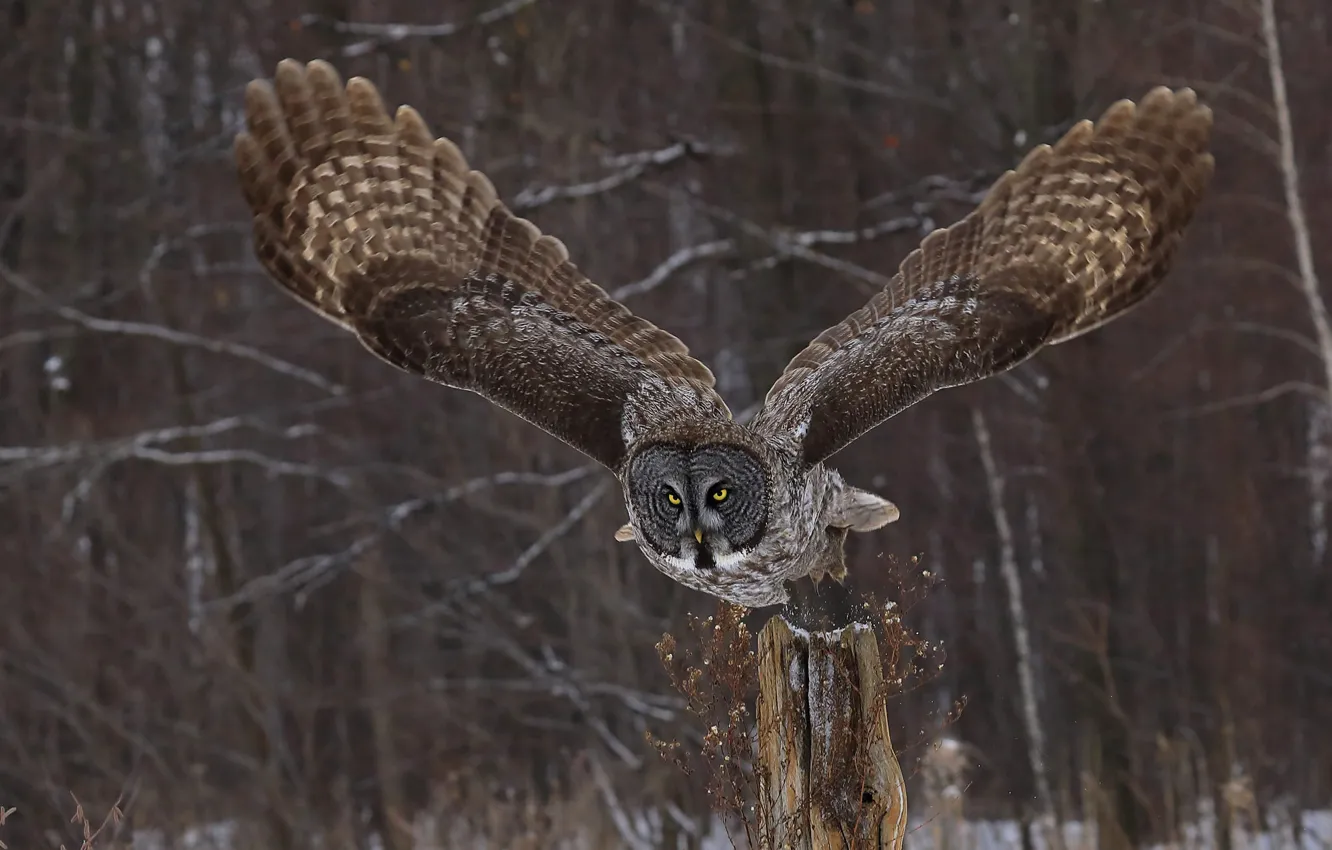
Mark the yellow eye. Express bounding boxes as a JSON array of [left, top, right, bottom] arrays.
[[711, 487, 729, 503], [665, 491, 682, 506]]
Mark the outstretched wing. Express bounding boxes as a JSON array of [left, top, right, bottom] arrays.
[[235, 60, 728, 472], [753, 87, 1214, 465]]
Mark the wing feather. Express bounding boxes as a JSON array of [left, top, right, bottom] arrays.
[[755, 87, 1214, 465], [235, 59, 727, 471]]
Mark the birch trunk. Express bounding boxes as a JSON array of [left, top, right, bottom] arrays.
[[972, 409, 1062, 850], [1259, 0, 1330, 401]]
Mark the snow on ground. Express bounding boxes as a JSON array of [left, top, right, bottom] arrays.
[[127, 809, 1332, 850], [898, 809, 1332, 850]]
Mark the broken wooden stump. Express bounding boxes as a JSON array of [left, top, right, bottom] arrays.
[[756, 615, 908, 850]]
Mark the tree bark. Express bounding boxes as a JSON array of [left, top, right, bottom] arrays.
[[756, 615, 907, 850]]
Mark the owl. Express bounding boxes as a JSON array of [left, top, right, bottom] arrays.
[[235, 60, 1214, 607]]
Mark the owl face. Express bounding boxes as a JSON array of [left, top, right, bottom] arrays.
[[625, 442, 769, 574]]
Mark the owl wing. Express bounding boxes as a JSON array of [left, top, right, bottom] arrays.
[[753, 87, 1214, 465], [235, 60, 728, 472]]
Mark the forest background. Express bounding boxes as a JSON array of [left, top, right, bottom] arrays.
[[1, 0, 1329, 847]]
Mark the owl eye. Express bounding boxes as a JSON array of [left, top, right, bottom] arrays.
[[710, 486, 730, 503], [664, 489, 682, 507]]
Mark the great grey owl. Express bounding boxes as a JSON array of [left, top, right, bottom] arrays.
[[235, 60, 1214, 607]]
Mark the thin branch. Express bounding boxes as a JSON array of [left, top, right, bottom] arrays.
[[786, 213, 928, 248], [127, 447, 347, 482], [382, 465, 597, 529], [0, 410, 329, 470], [444, 593, 648, 767], [704, 193, 935, 287], [512, 140, 734, 213], [1214, 110, 1283, 161], [390, 477, 613, 626], [777, 213, 929, 289], [209, 466, 597, 611], [632, 192, 933, 299], [655, 0, 945, 107], [611, 239, 736, 300], [1224, 320, 1324, 360], [1154, 76, 1278, 122], [0, 325, 82, 352], [0, 408, 349, 521], [723, 252, 786, 283], [1130, 316, 1324, 388], [1164, 380, 1327, 419], [997, 370, 1047, 407], [1190, 254, 1302, 289], [298, 0, 541, 58], [56, 446, 348, 525], [1175, 19, 1267, 52], [862, 170, 994, 212], [454, 479, 612, 594], [589, 753, 656, 850], [782, 243, 895, 291], [0, 263, 344, 395], [614, 185, 943, 302]]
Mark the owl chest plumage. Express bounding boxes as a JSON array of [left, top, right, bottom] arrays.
[[759, 463, 847, 578]]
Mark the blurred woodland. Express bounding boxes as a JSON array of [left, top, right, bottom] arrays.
[[1, 0, 1330, 848]]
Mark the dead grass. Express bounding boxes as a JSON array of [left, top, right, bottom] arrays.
[[1, 794, 124, 850]]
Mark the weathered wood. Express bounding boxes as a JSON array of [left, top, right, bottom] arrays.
[[757, 616, 907, 850]]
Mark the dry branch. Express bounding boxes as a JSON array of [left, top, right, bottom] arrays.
[[513, 140, 732, 212], [296, 0, 540, 57]]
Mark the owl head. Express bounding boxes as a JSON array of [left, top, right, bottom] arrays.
[[616, 440, 771, 576]]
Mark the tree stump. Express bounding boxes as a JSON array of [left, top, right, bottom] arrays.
[[756, 615, 908, 850]]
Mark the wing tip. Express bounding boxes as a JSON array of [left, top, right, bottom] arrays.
[[274, 57, 305, 82], [533, 234, 571, 265], [243, 76, 275, 102], [434, 136, 470, 176], [1095, 86, 1214, 142], [273, 58, 314, 102], [395, 105, 434, 148], [233, 132, 262, 178], [242, 78, 279, 127], [341, 76, 395, 140], [305, 58, 342, 86]]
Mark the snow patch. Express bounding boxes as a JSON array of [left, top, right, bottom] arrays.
[[127, 809, 1332, 850]]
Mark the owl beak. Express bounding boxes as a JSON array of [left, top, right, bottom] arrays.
[[694, 528, 704, 544]]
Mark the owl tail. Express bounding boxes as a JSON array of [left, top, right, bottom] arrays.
[[831, 486, 901, 532]]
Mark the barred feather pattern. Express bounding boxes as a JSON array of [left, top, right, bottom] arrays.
[[234, 64, 1214, 608], [756, 86, 1215, 465], [234, 59, 727, 471]]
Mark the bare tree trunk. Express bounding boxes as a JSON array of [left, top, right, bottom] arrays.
[[972, 410, 1062, 850], [1260, 5, 1327, 830], [1260, 0, 1331, 404], [358, 550, 412, 850]]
